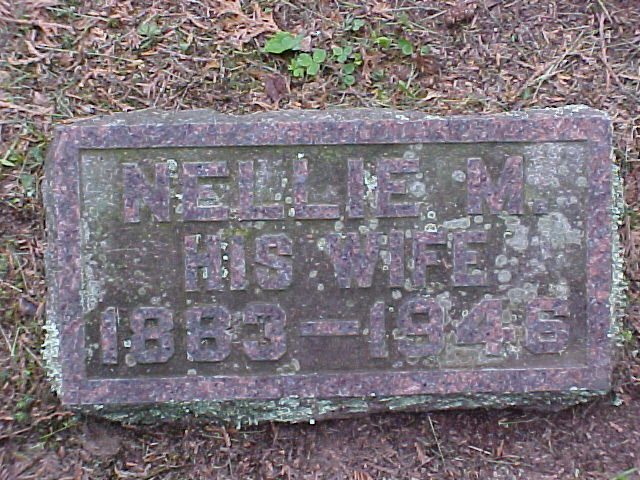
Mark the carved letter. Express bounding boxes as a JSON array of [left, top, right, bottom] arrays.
[[412, 230, 446, 287], [123, 162, 170, 223], [326, 233, 382, 288], [183, 162, 229, 221], [130, 307, 174, 364], [184, 234, 223, 291], [452, 230, 488, 286], [293, 158, 340, 219], [230, 235, 247, 290], [388, 230, 405, 287], [347, 158, 365, 218], [376, 157, 419, 218], [238, 160, 284, 220], [100, 307, 118, 365], [255, 234, 293, 290], [467, 156, 524, 214]]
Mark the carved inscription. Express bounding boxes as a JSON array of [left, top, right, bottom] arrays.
[[98, 295, 567, 366], [80, 141, 589, 378]]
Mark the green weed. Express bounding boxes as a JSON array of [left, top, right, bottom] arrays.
[[19, 173, 36, 198], [137, 21, 162, 37], [289, 49, 326, 77], [263, 32, 302, 54], [137, 19, 162, 50], [344, 17, 365, 32], [397, 38, 413, 55], [620, 328, 635, 344], [609, 468, 638, 480], [374, 36, 392, 49], [375, 35, 417, 56], [332, 46, 362, 86]]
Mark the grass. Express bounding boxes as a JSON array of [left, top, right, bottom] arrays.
[[0, 0, 639, 478]]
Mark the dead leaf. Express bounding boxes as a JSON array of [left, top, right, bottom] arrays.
[[32, 91, 49, 107], [423, 90, 444, 101], [0, 100, 52, 116], [204, 59, 220, 70], [0, 0, 9, 17], [264, 74, 289, 104], [496, 439, 505, 457], [609, 422, 624, 433], [369, 0, 393, 19], [81, 421, 122, 457], [416, 54, 441, 75], [444, 0, 478, 27], [19, 297, 37, 316], [213, 0, 280, 47], [299, 35, 312, 52], [415, 442, 427, 464], [359, 50, 384, 82]]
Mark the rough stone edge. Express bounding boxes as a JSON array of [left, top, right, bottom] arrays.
[[56, 104, 607, 128], [610, 149, 629, 354], [75, 390, 606, 427], [42, 130, 64, 396]]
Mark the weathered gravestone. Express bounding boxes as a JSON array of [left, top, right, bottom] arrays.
[[43, 107, 623, 424]]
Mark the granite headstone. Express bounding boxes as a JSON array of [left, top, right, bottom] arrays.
[[43, 107, 622, 424]]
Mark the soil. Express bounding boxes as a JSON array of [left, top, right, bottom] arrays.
[[1, 0, 639, 479]]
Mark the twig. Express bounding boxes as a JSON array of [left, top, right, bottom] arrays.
[[0, 101, 52, 116], [45, 6, 109, 20], [20, 342, 44, 369], [516, 32, 586, 100], [278, 0, 338, 25], [0, 323, 14, 358], [0, 425, 33, 441], [11, 326, 22, 360], [0, 16, 74, 31], [468, 445, 492, 455], [1, 137, 20, 165], [10, 250, 30, 295], [141, 464, 185, 480], [428, 415, 445, 466], [595, 0, 613, 23], [598, 14, 622, 88], [0, 279, 22, 292]]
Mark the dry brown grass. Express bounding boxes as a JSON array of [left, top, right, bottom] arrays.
[[0, 0, 639, 478]]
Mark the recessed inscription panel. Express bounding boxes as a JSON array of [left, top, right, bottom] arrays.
[[79, 141, 589, 380]]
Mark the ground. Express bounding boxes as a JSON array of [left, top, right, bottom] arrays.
[[1, 0, 639, 478]]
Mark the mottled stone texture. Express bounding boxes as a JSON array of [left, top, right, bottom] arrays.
[[43, 107, 621, 424]]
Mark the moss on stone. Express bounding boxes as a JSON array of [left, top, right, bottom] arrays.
[[77, 389, 606, 427]]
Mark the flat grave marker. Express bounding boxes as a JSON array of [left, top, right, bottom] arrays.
[[44, 107, 621, 423]]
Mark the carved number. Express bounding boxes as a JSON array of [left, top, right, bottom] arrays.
[[455, 299, 513, 356], [130, 307, 174, 364], [396, 297, 444, 358], [368, 300, 388, 358], [525, 298, 570, 354], [186, 305, 232, 362], [242, 303, 287, 361]]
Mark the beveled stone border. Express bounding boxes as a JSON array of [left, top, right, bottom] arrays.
[[44, 107, 613, 407]]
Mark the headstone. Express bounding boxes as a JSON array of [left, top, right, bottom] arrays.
[[43, 107, 622, 424]]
